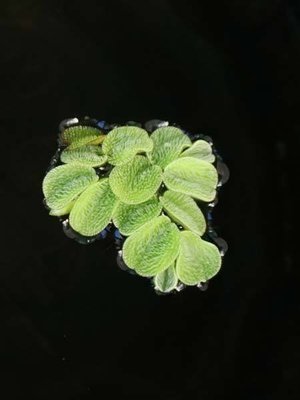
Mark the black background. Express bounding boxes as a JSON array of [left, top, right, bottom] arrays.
[[0, 1, 299, 399]]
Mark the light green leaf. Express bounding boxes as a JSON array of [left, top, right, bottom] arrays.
[[109, 155, 162, 205], [122, 216, 180, 277], [113, 197, 162, 236], [59, 126, 105, 149], [160, 190, 206, 236], [102, 126, 153, 165], [42, 164, 98, 211], [49, 200, 76, 216], [69, 179, 117, 236], [60, 145, 107, 167], [163, 157, 218, 202], [176, 231, 221, 285], [180, 140, 215, 163], [154, 264, 178, 293], [148, 126, 191, 168]]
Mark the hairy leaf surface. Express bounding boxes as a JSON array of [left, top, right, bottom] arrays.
[[123, 216, 180, 276], [163, 157, 218, 201], [43, 164, 98, 211], [180, 139, 215, 162], [176, 231, 221, 285], [60, 145, 107, 167], [69, 179, 117, 236], [154, 264, 178, 293], [59, 126, 104, 149], [109, 155, 162, 204]]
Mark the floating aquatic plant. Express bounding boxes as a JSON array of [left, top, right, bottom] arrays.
[[42, 118, 229, 294]]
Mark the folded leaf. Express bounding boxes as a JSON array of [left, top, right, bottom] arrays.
[[160, 190, 206, 236], [59, 126, 105, 149], [122, 216, 180, 277], [42, 164, 98, 211], [113, 197, 162, 236], [148, 126, 191, 168], [60, 145, 107, 167], [69, 179, 117, 236], [163, 157, 218, 202], [109, 155, 162, 205], [154, 264, 178, 293], [49, 200, 76, 216], [180, 140, 215, 163], [102, 126, 153, 165], [176, 231, 221, 285]]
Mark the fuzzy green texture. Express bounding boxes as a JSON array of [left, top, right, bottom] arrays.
[[43, 124, 222, 292]]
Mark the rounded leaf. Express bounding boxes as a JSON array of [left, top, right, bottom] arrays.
[[102, 126, 153, 165], [154, 264, 178, 293], [163, 157, 218, 202], [109, 155, 162, 205], [59, 125, 105, 149], [113, 197, 162, 236], [160, 190, 206, 236], [42, 164, 98, 211], [176, 231, 222, 285], [49, 200, 76, 216], [123, 216, 180, 277], [180, 140, 215, 163], [60, 145, 107, 167], [69, 179, 117, 236], [148, 126, 191, 168]]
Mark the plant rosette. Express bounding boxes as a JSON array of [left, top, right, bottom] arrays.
[[42, 118, 229, 294]]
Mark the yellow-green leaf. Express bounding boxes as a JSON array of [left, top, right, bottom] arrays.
[[154, 264, 178, 293], [59, 126, 105, 149], [160, 190, 206, 236], [109, 155, 162, 205], [42, 164, 98, 211], [60, 145, 107, 167], [180, 139, 215, 163], [102, 126, 153, 165], [113, 197, 162, 236], [122, 216, 180, 277], [148, 126, 191, 168], [69, 179, 117, 236], [176, 231, 222, 285], [163, 157, 218, 202], [49, 200, 76, 216]]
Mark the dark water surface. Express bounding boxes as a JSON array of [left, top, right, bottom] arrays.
[[0, 1, 299, 399]]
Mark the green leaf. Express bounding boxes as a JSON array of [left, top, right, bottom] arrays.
[[109, 155, 162, 205], [49, 200, 76, 216], [180, 139, 215, 163], [60, 145, 107, 167], [59, 126, 105, 149], [102, 126, 153, 165], [69, 179, 117, 236], [176, 231, 221, 285], [122, 215, 180, 277], [160, 190, 206, 236], [148, 126, 191, 168], [154, 264, 178, 293], [42, 164, 98, 211], [113, 197, 162, 236], [163, 157, 218, 202]]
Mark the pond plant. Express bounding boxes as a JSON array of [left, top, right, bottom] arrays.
[[42, 118, 229, 294]]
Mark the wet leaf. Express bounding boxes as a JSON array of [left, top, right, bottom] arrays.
[[148, 126, 191, 168], [60, 145, 107, 167], [69, 179, 117, 236], [113, 197, 162, 236], [42, 164, 98, 211], [163, 157, 218, 202], [102, 126, 153, 165], [154, 264, 178, 293], [180, 139, 215, 163], [109, 155, 162, 204], [160, 190, 206, 236], [59, 125, 105, 149], [123, 216, 180, 277], [176, 231, 221, 285]]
